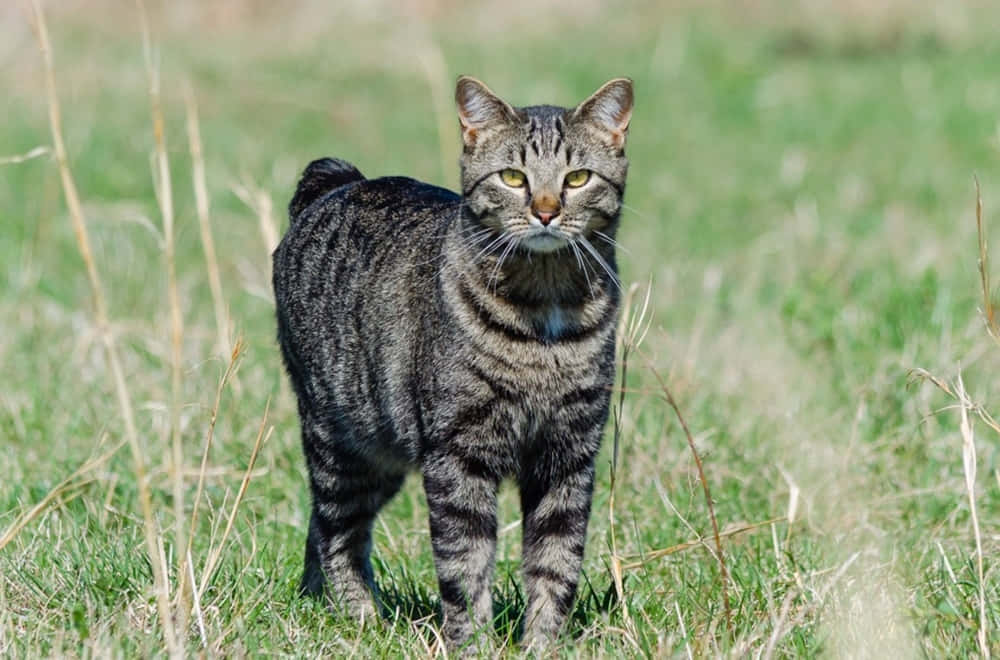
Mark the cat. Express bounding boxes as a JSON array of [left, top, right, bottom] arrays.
[[272, 75, 632, 649]]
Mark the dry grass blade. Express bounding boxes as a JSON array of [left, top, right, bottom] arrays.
[[620, 517, 785, 570], [911, 367, 1000, 436], [197, 397, 271, 592], [674, 601, 693, 660], [136, 1, 186, 649], [0, 146, 50, 165], [185, 338, 244, 566], [649, 365, 733, 634], [908, 184, 996, 657], [607, 280, 653, 631], [975, 177, 1000, 343], [233, 180, 279, 257], [184, 82, 231, 360], [172, 337, 244, 640], [27, 2, 178, 655], [0, 441, 123, 552], [955, 377, 990, 659], [187, 549, 208, 650]]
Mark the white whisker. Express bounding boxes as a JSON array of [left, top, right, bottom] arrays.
[[488, 236, 519, 295], [473, 231, 510, 263], [463, 227, 496, 252], [594, 230, 630, 255], [569, 240, 595, 297], [577, 235, 621, 292], [620, 202, 649, 220]]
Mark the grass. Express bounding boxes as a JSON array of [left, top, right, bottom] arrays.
[[3, 0, 1000, 655]]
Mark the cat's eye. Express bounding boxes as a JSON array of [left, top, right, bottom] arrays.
[[564, 169, 591, 188], [500, 169, 527, 188]]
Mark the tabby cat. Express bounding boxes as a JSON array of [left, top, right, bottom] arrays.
[[273, 76, 633, 649]]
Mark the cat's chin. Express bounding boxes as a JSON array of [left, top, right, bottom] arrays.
[[522, 233, 569, 253]]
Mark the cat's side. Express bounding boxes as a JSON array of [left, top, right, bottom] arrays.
[[273, 76, 633, 649]]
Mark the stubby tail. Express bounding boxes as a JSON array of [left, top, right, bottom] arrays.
[[289, 157, 365, 220]]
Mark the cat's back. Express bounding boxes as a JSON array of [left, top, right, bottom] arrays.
[[273, 160, 460, 391], [276, 160, 458, 269], [274, 160, 458, 309]]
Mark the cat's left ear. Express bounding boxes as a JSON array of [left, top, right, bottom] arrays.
[[572, 78, 634, 149]]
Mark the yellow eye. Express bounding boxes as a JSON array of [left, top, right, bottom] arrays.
[[500, 169, 526, 187], [564, 169, 590, 188]]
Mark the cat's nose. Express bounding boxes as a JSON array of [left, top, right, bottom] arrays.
[[535, 211, 558, 226], [531, 194, 561, 226]]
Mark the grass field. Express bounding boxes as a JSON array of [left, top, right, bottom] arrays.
[[2, 1, 999, 656]]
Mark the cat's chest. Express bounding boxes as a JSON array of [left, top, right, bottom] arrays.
[[530, 305, 574, 343]]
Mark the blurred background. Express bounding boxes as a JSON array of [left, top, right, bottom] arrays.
[[2, 0, 999, 655]]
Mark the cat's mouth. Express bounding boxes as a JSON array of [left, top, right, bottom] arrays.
[[522, 231, 569, 253]]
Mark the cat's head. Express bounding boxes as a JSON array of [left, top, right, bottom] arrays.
[[455, 77, 632, 254]]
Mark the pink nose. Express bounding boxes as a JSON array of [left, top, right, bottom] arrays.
[[536, 211, 555, 226]]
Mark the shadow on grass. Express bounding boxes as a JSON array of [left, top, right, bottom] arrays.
[[372, 562, 622, 645]]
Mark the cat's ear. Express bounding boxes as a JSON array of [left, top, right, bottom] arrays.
[[572, 78, 634, 149], [455, 76, 521, 148]]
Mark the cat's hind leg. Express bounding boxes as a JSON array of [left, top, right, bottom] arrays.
[[301, 420, 404, 619]]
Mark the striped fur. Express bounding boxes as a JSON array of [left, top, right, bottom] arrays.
[[273, 77, 632, 649]]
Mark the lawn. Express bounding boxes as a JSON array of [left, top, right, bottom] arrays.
[[2, 1, 999, 656]]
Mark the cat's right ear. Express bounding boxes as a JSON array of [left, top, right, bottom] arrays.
[[455, 76, 520, 148], [572, 78, 634, 150]]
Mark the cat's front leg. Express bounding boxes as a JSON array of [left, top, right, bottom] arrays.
[[422, 448, 500, 649], [519, 438, 599, 648]]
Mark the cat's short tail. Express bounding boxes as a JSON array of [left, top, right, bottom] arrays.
[[289, 157, 365, 220]]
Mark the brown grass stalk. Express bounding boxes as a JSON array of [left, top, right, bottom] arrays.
[[184, 83, 231, 360], [955, 377, 990, 659], [197, 397, 271, 592], [649, 365, 733, 634], [0, 146, 50, 165], [27, 1, 179, 654], [608, 281, 653, 632], [136, 2, 187, 649], [975, 177, 1000, 343], [619, 517, 785, 571], [909, 181, 996, 658], [0, 441, 123, 552], [172, 335, 243, 644], [233, 180, 279, 258], [183, 338, 244, 584]]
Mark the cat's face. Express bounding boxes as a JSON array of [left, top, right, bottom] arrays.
[[456, 77, 632, 254]]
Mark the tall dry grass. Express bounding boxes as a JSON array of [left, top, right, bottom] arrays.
[[15, 2, 275, 653], [27, 0, 178, 653], [909, 181, 995, 659]]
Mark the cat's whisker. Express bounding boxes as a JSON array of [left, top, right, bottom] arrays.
[[473, 230, 512, 264], [481, 233, 510, 286], [577, 236, 622, 292], [465, 226, 495, 243], [491, 238, 518, 293], [569, 240, 595, 297], [462, 228, 497, 255], [469, 228, 498, 246], [620, 202, 650, 220], [488, 235, 519, 295], [594, 230, 630, 255]]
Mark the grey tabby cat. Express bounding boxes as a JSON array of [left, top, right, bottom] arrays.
[[273, 76, 633, 649]]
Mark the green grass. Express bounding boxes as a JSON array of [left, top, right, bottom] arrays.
[[3, 1, 1000, 656]]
